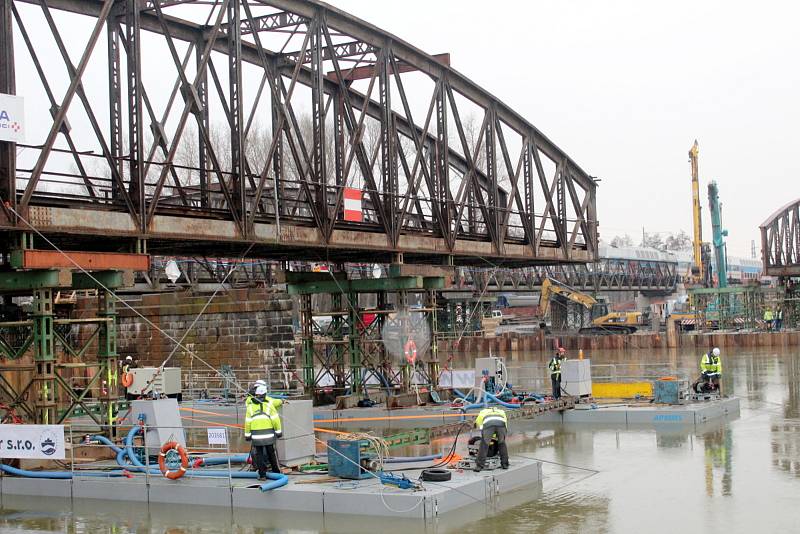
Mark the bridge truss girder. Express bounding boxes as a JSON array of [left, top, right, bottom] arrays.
[[761, 198, 800, 277], [0, 0, 597, 266], [456, 258, 678, 294]]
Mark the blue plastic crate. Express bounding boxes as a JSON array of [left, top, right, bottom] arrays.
[[327, 439, 373, 480], [653, 379, 681, 404]]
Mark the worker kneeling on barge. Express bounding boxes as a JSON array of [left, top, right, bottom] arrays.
[[474, 407, 509, 472]]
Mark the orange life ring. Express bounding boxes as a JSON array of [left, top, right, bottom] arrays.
[[158, 441, 189, 480], [404, 339, 417, 365], [121, 372, 134, 388]]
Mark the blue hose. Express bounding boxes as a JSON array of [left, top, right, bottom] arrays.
[[454, 389, 520, 410], [0, 463, 130, 479], [193, 454, 250, 467], [119, 426, 287, 490], [484, 391, 521, 409], [90, 434, 123, 454], [259, 472, 289, 492]]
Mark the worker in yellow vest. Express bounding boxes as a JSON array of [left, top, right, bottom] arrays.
[[244, 384, 283, 480], [764, 308, 774, 331], [473, 407, 509, 472], [696, 347, 722, 393], [548, 347, 566, 399]]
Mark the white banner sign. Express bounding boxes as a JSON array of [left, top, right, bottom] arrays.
[[0, 93, 24, 143], [207, 427, 228, 446], [0, 424, 66, 459]]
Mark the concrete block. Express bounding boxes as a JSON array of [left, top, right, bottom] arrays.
[[564, 408, 627, 424], [493, 459, 542, 492], [148, 479, 232, 507], [73, 477, 148, 502], [277, 434, 316, 467], [627, 408, 693, 425], [1, 477, 71, 499], [233, 485, 323, 513], [323, 484, 427, 518]]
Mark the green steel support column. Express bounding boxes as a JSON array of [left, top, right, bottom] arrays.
[[427, 289, 439, 388], [331, 292, 345, 390], [300, 294, 315, 395], [376, 291, 390, 386], [98, 289, 118, 435], [347, 292, 361, 395], [398, 290, 411, 393], [32, 288, 55, 424]]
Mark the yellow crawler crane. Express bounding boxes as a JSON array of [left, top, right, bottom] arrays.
[[540, 278, 645, 334]]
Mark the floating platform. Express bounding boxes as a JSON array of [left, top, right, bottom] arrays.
[[535, 396, 740, 426], [0, 455, 542, 522]]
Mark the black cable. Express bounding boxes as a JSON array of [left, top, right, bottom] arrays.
[[385, 420, 470, 473]]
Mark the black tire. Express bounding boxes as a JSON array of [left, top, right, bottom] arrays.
[[421, 468, 452, 482]]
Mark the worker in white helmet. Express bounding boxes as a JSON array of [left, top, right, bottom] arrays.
[[696, 347, 722, 394], [247, 379, 284, 409], [244, 384, 283, 480]]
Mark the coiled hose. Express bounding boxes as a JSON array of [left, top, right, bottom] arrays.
[[120, 425, 287, 491]]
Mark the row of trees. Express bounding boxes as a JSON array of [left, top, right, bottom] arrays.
[[609, 230, 692, 252]]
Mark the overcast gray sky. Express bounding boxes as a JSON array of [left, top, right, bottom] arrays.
[[328, 0, 800, 258]]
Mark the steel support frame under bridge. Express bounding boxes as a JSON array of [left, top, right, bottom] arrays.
[[287, 272, 445, 404], [0, 0, 596, 268]]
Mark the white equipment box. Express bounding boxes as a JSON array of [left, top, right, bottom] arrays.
[[276, 400, 315, 467], [128, 367, 182, 397], [130, 399, 186, 453], [562, 359, 592, 397]]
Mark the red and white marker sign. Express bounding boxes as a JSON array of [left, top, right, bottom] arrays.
[[343, 188, 363, 222]]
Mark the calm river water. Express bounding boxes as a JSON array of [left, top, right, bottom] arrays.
[[1, 346, 798, 533]]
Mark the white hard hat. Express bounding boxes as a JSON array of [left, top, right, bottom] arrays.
[[254, 379, 266, 387], [255, 385, 268, 396], [712, 347, 720, 357]]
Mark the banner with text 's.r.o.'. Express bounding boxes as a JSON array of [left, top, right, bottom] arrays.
[[0, 93, 24, 143], [0, 424, 66, 459]]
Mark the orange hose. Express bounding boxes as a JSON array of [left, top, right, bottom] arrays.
[[314, 413, 475, 424]]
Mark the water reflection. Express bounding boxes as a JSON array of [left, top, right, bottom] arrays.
[[769, 348, 800, 478], [702, 426, 733, 496]]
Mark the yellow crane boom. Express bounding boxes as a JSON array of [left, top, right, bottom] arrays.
[[689, 140, 704, 282]]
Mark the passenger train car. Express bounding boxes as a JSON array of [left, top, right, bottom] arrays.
[[671, 250, 765, 284], [602, 245, 766, 285]]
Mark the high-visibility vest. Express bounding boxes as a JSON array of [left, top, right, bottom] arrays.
[[700, 353, 722, 375], [548, 357, 563, 376], [475, 407, 507, 430], [764, 310, 774, 321], [244, 397, 282, 444]]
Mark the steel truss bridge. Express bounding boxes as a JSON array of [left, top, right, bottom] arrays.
[[0, 0, 600, 421], [454, 257, 678, 294], [761, 199, 800, 277], [0, 0, 597, 266], [132, 254, 678, 294]]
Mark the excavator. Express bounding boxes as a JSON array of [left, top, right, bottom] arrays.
[[539, 278, 647, 334]]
